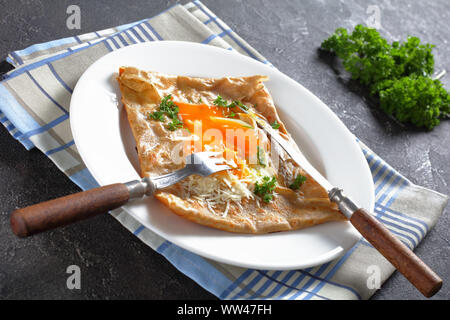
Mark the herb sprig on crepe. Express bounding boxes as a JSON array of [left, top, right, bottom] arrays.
[[254, 176, 277, 203], [290, 174, 307, 190], [149, 95, 184, 131], [213, 96, 249, 111]]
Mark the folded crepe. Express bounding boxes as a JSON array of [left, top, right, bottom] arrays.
[[117, 67, 345, 234]]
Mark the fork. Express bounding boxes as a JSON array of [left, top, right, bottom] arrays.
[[10, 152, 231, 238]]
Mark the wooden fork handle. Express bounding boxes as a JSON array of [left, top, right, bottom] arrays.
[[10, 183, 130, 238], [351, 208, 442, 298]]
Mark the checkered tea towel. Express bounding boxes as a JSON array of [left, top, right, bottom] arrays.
[[0, 1, 447, 300]]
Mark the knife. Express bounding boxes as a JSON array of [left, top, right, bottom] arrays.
[[242, 107, 442, 298]]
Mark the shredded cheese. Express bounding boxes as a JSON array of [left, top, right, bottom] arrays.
[[180, 165, 273, 216]]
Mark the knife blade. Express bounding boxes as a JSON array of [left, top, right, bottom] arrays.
[[250, 112, 334, 192], [238, 105, 442, 297], [242, 108, 355, 214], [249, 113, 360, 217]]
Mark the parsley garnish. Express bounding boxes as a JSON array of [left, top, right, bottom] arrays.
[[213, 96, 249, 111], [167, 117, 183, 131], [148, 95, 184, 131], [257, 146, 266, 167], [159, 95, 179, 119], [290, 174, 307, 190], [213, 95, 229, 107], [263, 194, 273, 203], [227, 112, 237, 118], [254, 176, 277, 203], [232, 100, 249, 111], [321, 25, 450, 130], [149, 111, 165, 122], [271, 121, 281, 129]]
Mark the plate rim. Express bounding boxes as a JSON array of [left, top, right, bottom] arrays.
[[70, 41, 374, 270]]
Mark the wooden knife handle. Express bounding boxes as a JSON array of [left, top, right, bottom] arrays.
[[351, 208, 442, 298], [10, 183, 130, 238]]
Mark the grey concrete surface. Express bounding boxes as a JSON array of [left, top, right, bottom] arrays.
[[0, 0, 449, 300]]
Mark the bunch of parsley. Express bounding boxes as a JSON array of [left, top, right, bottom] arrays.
[[321, 25, 450, 130]]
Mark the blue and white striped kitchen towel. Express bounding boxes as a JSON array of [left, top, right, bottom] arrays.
[[0, 1, 447, 300]]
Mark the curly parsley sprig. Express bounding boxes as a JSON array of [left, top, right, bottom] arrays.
[[321, 24, 449, 130], [377, 75, 450, 130]]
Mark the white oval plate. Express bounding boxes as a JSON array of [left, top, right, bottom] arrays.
[[70, 41, 374, 270]]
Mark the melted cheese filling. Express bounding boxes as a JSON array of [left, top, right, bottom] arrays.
[[180, 165, 276, 217], [174, 101, 274, 216]]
